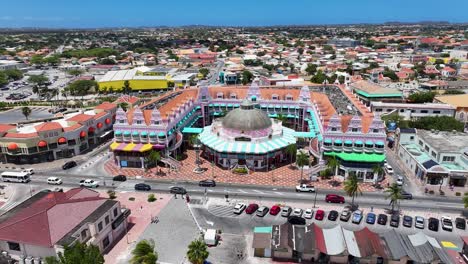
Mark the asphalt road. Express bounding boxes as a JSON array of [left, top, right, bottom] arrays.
[[21, 173, 465, 214]]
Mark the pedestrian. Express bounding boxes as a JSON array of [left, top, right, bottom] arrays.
[[140, 205, 143, 210], [371, 206, 373, 212]]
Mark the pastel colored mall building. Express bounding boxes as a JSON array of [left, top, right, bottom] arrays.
[[110, 82, 387, 183]]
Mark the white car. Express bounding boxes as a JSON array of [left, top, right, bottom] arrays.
[[415, 216, 425, 229], [385, 164, 394, 175], [396, 176, 404, 186], [79, 179, 99, 188], [233, 203, 246, 214], [304, 209, 314, 219], [22, 168, 34, 175], [292, 208, 303, 217], [47, 177, 62, 185], [441, 216, 453, 232]]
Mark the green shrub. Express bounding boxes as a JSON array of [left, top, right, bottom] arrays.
[[456, 192, 461, 196], [147, 194, 157, 202], [233, 167, 248, 174], [107, 190, 116, 200], [129, 197, 135, 201]]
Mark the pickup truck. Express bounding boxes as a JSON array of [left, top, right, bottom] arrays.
[[79, 179, 100, 188], [295, 184, 315, 192]]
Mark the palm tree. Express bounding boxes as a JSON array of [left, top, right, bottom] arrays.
[[145, 150, 161, 170], [131, 239, 158, 264], [344, 174, 362, 207], [385, 183, 403, 213], [276, 113, 288, 124], [326, 156, 340, 177], [21, 106, 31, 120], [296, 151, 309, 183], [285, 144, 297, 164], [187, 239, 209, 264], [118, 102, 129, 112], [372, 165, 385, 182]]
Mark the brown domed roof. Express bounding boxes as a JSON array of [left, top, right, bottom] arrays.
[[222, 100, 272, 131]]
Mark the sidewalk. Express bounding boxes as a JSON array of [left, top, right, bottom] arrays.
[[104, 150, 388, 192]]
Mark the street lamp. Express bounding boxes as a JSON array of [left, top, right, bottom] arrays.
[[313, 190, 318, 208]]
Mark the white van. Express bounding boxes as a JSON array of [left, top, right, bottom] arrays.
[[385, 164, 394, 175], [47, 177, 62, 185], [22, 168, 34, 175]]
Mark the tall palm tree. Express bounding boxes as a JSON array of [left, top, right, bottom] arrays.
[[21, 106, 31, 120], [187, 239, 209, 264], [327, 156, 340, 177], [385, 183, 403, 213], [296, 151, 309, 183], [145, 150, 161, 170], [131, 239, 158, 264], [343, 174, 362, 206], [285, 144, 297, 164], [276, 113, 288, 124]]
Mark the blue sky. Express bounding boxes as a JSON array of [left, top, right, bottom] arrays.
[[1, 0, 467, 28]]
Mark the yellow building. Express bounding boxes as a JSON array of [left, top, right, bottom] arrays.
[[98, 69, 168, 91]]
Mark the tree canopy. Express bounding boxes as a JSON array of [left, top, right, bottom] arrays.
[[199, 68, 209, 78], [241, 70, 253, 85], [67, 80, 98, 96], [61, 48, 119, 59], [0, 71, 7, 87], [187, 239, 209, 264], [3, 69, 23, 80], [131, 239, 158, 264], [408, 91, 436, 103], [310, 70, 327, 84], [44, 242, 104, 264]]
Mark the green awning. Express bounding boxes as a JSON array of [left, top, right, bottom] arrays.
[[227, 104, 233, 107], [275, 105, 281, 108], [324, 139, 332, 143], [376, 141, 384, 145], [158, 132, 165, 137], [344, 140, 353, 145], [260, 105, 267, 108], [182, 127, 203, 134], [123, 131, 131, 136], [282, 105, 289, 109], [287, 114, 296, 118], [220, 103, 226, 107], [234, 104, 240, 107], [115, 130, 122, 136], [132, 131, 139, 136], [195, 106, 201, 109], [355, 140, 363, 145], [294, 131, 316, 138], [365, 141, 374, 145], [149, 132, 156, 137], [324, 151, 386, 163], [269, 114, 278, 118], [334, 139, 342, 144], [209, 104, 214, 107], [214, 103, 219, 107], [268, 105, 274, 108], [141, 131, 148, 137]]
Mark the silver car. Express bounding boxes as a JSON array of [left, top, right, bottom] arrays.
[[292, 208, 303, 217], [415, 216, 425, 229]]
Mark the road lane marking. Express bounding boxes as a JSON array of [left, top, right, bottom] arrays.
[[253, 190, 265, 194]]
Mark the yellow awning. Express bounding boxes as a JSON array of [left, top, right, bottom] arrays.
[[110, 142, 121, 150], [123, 143, 136, 152], [139, 144, 153, 152]]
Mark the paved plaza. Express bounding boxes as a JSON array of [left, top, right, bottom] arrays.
[[105, 149, 389, 192]]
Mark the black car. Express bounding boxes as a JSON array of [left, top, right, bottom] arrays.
[[328, 210, 339, 221], [377, 214, 388, 225], [135, 183, 151, 191], [288, 216, 306, 225], [390, 214, 400, 227], [456, 217, 466, 230], [170, 186, 187, 195], [401, 191, 413, 200], [62, 161, 77, 170], [199, 179, 216, 187], [428, 217, 439, 232], [403, 215, 413, 227], [113, 175, 127, 182]]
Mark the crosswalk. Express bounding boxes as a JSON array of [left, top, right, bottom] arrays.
[[207, 205, 238, 218]]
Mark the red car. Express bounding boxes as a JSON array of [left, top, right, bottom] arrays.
[[270, 205, 281, 215], [315, 210, 325, 220], [245, 203, 259, 214], [325, 194, 345, 204]]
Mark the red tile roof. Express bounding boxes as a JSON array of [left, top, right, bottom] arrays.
[[34, 122, 63, 132], [63, 124, 83, 132], [3, 132, 39, 138], [0, 124, 16, 133], [0, 188, 105, 247], [95, 102, 117, 111], [66, 114, 94, 123]]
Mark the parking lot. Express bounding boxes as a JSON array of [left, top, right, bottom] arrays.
[[0, 106, 54, 123]]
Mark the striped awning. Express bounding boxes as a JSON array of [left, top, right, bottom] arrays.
[[110, 142, 154, 152]]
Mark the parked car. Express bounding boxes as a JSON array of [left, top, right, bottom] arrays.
[[79, 179, 99, 188], [415, 216, 425, 229], [112, 175, 127, 182], [233, 203, 246, 214], [403, 215, 413, 227], [428, 217, 439, 231], [134, 183, 151, 191], [62, 160, 77, 170], [401, 191, 413, 200], [366, 213, 376, 224], [281, 206, 292, 217], [328, 210, 339, 221], [295, 184, 315, 192], [245, 203, 259, 214], [396, 175, 404, 186], [377, 214, 388, 225], [304, 209, 314, 219], [169, 186, 187, 195], [390, 214, 400, 227], [325, 194, 345, 203], [456, 218, 466, 230], [315, 210, 325, 220], [288, 216, 306, 225], [47, 177, 62, 185], [256, 206, 269, 217], [340, 210, 351, 222], [269, 205, 281, 216], [352, 210, 363, 224], [292, 208, 303, 217], [441, 216, 453, 232], [199, 179, 216, 187], [385, 164, 394, 175]]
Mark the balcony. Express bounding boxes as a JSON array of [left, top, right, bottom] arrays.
[[343, 140, 353, 153], [364, 142, 374, 153], [333, 139, 343, 152], [354, 140, 363, 152]]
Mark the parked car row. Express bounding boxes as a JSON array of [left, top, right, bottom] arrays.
[[232, 203, 465, 232]]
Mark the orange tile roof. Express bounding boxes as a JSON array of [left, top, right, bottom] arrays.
[[93, 112, 107, 119], [63, 124, 83, 132], [66, 114, 94, 123], [4, 132, 38, 138], [208, 87, 248, 99], [158, 89, 198, 119], [340, 115, 353, 132], [310, 92, 336, 124], [94, 102, 117, 111], [34, 122, 63, 132], [0, 124, 16, 133]]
